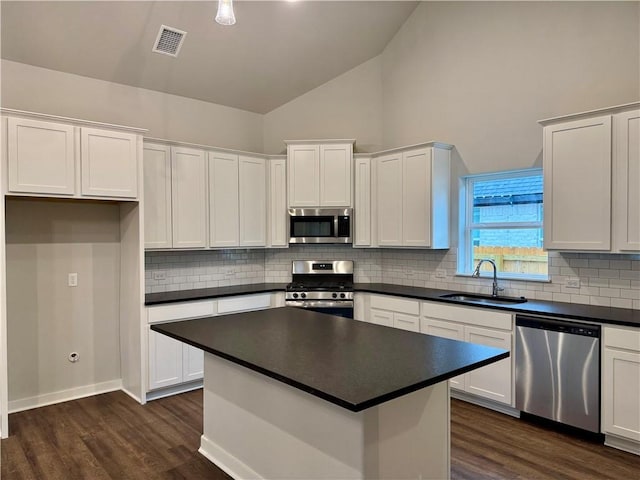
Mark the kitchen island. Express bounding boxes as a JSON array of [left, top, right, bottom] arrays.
[[152, 306, 508, 479]]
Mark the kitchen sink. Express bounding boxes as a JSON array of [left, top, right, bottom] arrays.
[[439, 293, 528, 306]]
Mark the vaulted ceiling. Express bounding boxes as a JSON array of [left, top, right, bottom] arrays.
[[1, 1, 418, 114]]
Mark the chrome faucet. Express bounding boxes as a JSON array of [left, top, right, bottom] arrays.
[[472, 259, 503, 297]]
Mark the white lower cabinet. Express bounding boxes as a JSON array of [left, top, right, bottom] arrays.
[[602, 326, 640, 454], [357, 294, 513, 405], [146, 293, 282, 397], [463, 326, 512, 403], [421, 318, 465, 390], [370, 309, 394, 327], [147, 300, 216, 392], [368, 294, 420, 331], [182, 344, 205, 383], [147, 331, 205, 390], [148, 329, 188, 390], [421, 301, 513, 406]]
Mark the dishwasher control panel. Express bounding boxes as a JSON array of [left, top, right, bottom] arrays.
[[516, 315, 600, 337]]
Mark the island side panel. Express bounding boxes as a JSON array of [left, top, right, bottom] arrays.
[[199, 352, 368, 479], [372, 380, 450, 479], [199, 352, 450, 479]]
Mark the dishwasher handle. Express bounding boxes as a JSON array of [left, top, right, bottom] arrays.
[[515, 315, 600, 338]]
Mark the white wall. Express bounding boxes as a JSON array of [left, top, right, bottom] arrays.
[[5, 198, 122, 406], [263, 56, 384, 154], [381, 1, 640, 173], [0, 60, 264, 152]]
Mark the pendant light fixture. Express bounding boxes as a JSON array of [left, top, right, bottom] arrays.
[[215, 0, 236, 26]]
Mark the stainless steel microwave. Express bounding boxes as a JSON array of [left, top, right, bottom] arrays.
[[288, 208, 352, 244]]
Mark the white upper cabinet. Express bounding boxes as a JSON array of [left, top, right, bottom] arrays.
[[374, 144, 451, 248], [613, 109, 640, 251], [80, 127, 138, 198], [172, 146, 207, 248], [209, 152, 266, 248], [4, 110, 143, 200], [268, 157, 288, 248], [7, 117, 76, 195], [540, 102, 640, 252], [542, 115, 612, 250], [288, 144, 319, 207], [376, 152, 404, 246], [238, 155, 267, 247], [354, 155, 372, 247], [209, 151, 240, 247], [319, 144, 352, 207], [286, 140, 354, 207], [143, 142, 172, 249]]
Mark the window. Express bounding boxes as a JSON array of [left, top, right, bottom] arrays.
[[458, 169, 548, 280]]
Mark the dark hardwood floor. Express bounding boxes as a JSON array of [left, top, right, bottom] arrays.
[[1, 390, 638, 479]]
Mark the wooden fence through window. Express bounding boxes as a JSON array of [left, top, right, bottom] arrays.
[[473, 246, 548, 275]]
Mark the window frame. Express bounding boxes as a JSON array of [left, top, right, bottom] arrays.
[[457, 168, 548, 281]]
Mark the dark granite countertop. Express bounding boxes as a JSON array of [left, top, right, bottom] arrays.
[[145, 283, 288, 305], [145, 282, 640, 328], [355, 284, 640, 328], [151, 307, 509, 412]]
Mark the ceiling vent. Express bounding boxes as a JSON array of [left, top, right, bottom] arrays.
[[152, 25, 187, 57]]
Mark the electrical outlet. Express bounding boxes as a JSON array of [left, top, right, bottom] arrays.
[[68, 273, 78, 287], [153, 271, 167, 281], [225, 268, 235, 276], [435, 269, 446, 279], [566, 277, 581, 289], [406, 269, 416, 277]]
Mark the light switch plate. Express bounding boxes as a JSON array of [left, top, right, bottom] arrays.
[[68, 273, 78, 287]]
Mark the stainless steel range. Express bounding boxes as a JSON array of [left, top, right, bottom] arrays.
[[285, 260, 354, 318]]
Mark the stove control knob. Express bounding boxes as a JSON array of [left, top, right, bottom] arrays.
[[300, 293, 307, 299], [340, 293, 346, 299], [332, 293, 338, 299], [292, 293, 299, 299]]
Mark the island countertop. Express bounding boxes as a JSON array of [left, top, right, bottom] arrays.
[[151, 306, 509, 412]]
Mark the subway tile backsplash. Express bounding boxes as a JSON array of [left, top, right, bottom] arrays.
[[145, 248, 640, 310]]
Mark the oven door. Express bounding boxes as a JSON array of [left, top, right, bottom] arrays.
[[286, 300, 354, 319]]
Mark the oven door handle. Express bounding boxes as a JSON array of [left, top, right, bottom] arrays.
[[286, 300, 354, 309]]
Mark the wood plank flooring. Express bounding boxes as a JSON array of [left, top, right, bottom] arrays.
[[1, 390, 638, 479]]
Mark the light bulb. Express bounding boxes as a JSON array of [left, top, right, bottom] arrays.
[[215, 0, 236, 26]]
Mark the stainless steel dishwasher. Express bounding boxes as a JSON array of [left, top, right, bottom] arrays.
[[515, 315, 600, 433]]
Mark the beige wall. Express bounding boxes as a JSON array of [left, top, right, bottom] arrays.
[[5, 198, 122, 403], [263, 56, 384, 154], [1, 59, 264, 152], [381, 1, 640, 173], [261, 2, 639, 170]]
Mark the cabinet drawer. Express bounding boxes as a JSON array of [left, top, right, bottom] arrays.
[[421, 301, 512, 330], [394, 313, 420, 332], [370, 294, 420, 315], [604, 326, 640, 351], [218, 293, 272, 314], [421, 317, 464, 340], [147, 300, 216, 323]]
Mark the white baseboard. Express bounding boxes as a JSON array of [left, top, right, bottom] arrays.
[[145, 380, 203, 401], [8, 379, 122, 413], [451, 390, 520, 418], [199, 434, 262, 480], [605, 434, 640, 456], [121, 386, 144, 405]]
